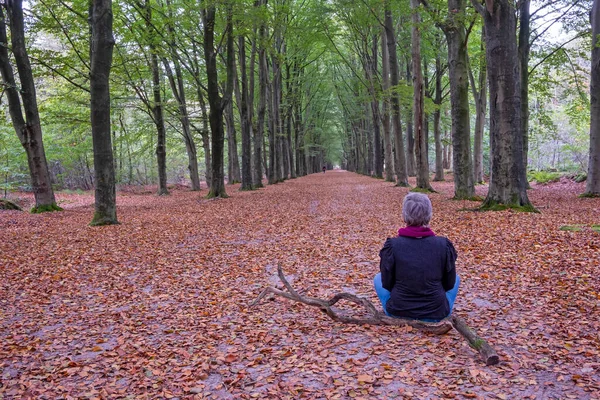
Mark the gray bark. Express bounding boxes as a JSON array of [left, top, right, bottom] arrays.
[[587, 0, 600, 195], [445, 0, 475, 199], [203, 2, 233, 198], [255, 11, 267, 187], [411, 0, 432, 190], [472, 0, 532, 208], [238, 35, 253, 190], [469, 28, 487, 184], [384, 1, 408, 186], [145, 0, 168, 195], [370, 34, 383, 178], [433, 49, 444, 181], [518, 0, 531, 185], [381, 29, 394, 182], [164, 0, 200, 191], [89, 0, 117, 224]]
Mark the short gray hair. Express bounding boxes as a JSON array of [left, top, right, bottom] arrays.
[[402, 193, 432, 226]]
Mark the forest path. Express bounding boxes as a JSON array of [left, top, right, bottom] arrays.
[[1, 171, 599, 398]]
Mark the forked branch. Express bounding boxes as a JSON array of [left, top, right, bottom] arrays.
[[251, 266, 499, 366]]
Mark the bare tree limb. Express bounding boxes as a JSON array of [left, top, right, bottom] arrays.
[[251, 266, 500, 366]]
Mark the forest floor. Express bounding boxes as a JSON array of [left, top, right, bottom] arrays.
[[1, 171, 600, 399]]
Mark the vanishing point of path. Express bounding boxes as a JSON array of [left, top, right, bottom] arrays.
[[1, 171, 599, 398]]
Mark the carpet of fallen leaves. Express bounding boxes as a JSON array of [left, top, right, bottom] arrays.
[[1, 171, 600, 399]]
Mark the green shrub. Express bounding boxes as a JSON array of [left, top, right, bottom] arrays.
[[528, 170, 561, 184], [574, 173, 587, 183]]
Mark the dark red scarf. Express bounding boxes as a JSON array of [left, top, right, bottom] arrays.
[[397, 226, 436, 238]]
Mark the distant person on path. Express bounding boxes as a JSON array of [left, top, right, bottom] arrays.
[[374, 192, 459, 322], [322, 166, 326, 173]]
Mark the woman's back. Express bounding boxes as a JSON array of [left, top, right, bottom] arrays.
[[380, 236, 456, 320]]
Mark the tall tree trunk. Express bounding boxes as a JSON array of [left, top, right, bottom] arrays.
[[433, 49, 444, 181], [238, 35, 253, 190], [381, 29, 394, 182], [412, 0, 432, 190], [163, 58, 200, 191], [0, 1, 58, 212], [255, 13, 267, 187], [406, 61, 416, 177], [145, 0, 168, 195], [248, 18, 261, 186], [197, 86, 212, 188], [472, 0, 532, 209], [203, 2, 233, 198], [586, 0, 600, 195], [225, 94, 240, 184], [272, 48, 284, 182], [89, 0, 117, 225], [518, 0, 531, 188], [445, 0, 475, 199], [267, 55, 277, 184], [469, 27, 487, 184], [370, 34, 383, 178], [164, 0, 200, 191], [384, 1, 408, 186]]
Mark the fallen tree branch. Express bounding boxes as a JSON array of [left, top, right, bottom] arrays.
[[251, 266, 499, 366]]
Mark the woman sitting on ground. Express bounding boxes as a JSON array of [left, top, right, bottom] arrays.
[[374, 192, 459, 322]]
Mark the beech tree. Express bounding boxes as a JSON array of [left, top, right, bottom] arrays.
[[0, 0, 59, 212], [89, 0, 118, 225], [384, 0, 408, 186], [586, 0, 600, 196], [203, 1, 234, 198], [472, 0, 532, 210], [411, 0, 432, 191]]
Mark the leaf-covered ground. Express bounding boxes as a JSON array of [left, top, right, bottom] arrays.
[[1, 171, 599, 399]]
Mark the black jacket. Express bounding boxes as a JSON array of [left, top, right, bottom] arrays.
[[379, 236, 457, 320]]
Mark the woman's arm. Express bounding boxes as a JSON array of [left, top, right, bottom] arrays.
[[379, 238, 396, 290], [442, 239, 457, 291]]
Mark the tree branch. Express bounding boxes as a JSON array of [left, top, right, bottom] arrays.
[[251, 266, 500, 366]]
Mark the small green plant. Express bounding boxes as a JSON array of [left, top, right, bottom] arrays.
[[573, 173, 587, 183], [559, 225, 584, 232], [591, 225, 600, 233], [528, 170, 561, 184]]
